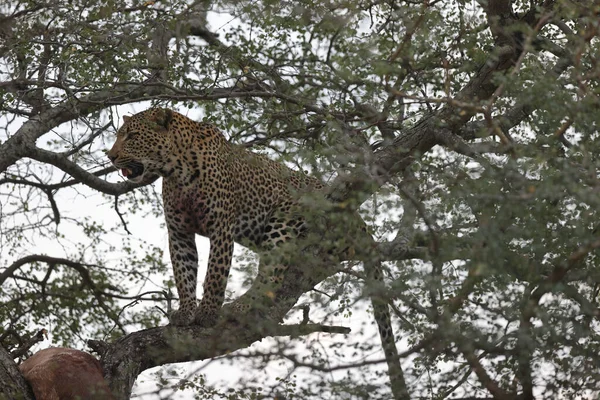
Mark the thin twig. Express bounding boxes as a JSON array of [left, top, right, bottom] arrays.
[[114, 195, 131, 235]]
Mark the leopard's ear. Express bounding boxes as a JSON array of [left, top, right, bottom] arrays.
[[151, 108, 173, 128], [123, 115, 130, 123]]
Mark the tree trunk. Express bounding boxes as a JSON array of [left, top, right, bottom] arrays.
[[0, 346, 35, 400]]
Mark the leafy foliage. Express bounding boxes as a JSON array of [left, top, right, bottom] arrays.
[[1, 0, 600, 399]]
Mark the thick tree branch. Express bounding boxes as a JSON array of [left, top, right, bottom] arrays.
[[0, 345, 35, 400], [92, 320, 350, 399], [25, 147, 153, 195]]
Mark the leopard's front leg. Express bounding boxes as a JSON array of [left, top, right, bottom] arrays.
[[167, 226, 199, 326], [194, 220, 235, 326]]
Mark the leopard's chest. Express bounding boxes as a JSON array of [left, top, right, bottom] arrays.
[[163, 184, 211, 236]]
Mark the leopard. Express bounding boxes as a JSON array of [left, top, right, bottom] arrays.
[[106, 107, 397, 363]]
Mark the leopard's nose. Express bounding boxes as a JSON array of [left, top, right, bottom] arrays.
[[107, 153, 117, 162]]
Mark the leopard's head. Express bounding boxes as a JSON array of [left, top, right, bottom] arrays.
[[107, 108, 174, 183]]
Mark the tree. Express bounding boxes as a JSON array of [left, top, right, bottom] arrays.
[[1, 0, 599, 399]]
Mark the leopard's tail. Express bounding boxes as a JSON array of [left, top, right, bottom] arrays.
[[364, 258, 409, 400]]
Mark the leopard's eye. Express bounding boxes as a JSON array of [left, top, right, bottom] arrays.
[[125, 131, 139, 141]]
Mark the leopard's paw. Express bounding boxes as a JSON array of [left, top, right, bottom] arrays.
[[193, 306, 219, 327], [169, 307, 195, 326]]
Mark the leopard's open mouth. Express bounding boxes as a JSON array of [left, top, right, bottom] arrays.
[[121, 162, 144, 180]]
